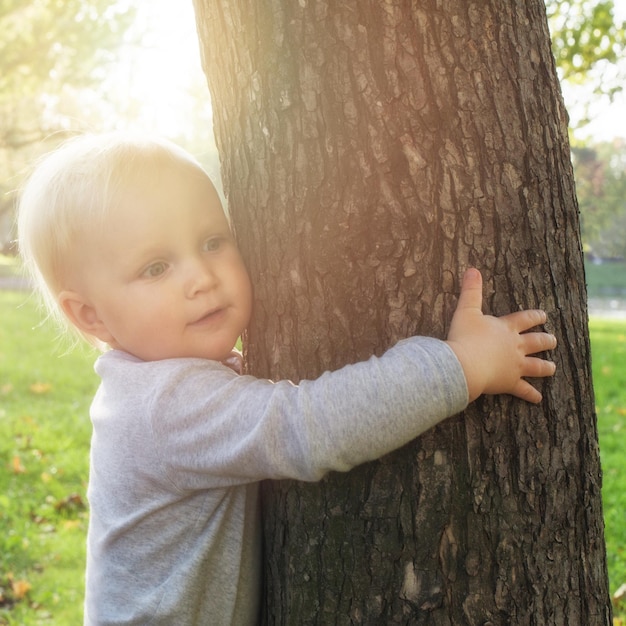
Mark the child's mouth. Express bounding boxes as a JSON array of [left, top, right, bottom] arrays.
[[191, 308, 225, 326]]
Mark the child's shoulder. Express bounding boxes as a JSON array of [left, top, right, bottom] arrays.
[[95, 350, 236, 384]]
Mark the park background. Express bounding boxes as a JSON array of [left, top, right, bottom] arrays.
[[0, 0, 625, 623]]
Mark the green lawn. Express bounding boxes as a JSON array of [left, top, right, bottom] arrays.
[[0, 291, 97, 625], [590, 316, 626, 611], [0, 287, 625, 623]]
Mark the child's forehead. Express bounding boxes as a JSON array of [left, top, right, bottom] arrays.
[[109, 159, 226, 222], [84, 171, 230, 263], [113, 156, 215, 201]]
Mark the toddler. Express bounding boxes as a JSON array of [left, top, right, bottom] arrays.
[[17, 133, 557, 625]]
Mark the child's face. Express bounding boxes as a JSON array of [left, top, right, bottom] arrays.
[[66, 163, 252, 362]]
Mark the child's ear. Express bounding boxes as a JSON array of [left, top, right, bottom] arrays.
[[58, 291, 114, 344]]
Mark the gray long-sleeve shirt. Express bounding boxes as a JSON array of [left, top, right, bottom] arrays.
[[84, 337, 468, 625]]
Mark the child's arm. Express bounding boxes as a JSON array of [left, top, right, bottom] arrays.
[[445, 268, 557, 404], [118, 268, 555, 487]]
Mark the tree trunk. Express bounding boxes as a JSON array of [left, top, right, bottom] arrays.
[[193, 0, 611, 623]]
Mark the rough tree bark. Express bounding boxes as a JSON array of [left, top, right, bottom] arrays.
[[193, 0, 611, 623]]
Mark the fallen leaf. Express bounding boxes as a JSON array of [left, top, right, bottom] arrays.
[[11, 579, 31, 600], [29, 382, 52, 394], [54, 493, 86, 514], [63, 519, 82, 530], [614, 582, 626, 602], [10, 455, 25, 474]]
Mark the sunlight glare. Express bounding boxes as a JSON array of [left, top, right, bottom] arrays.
[[108, 0, 210, 139], [107, 0, 626, 145]]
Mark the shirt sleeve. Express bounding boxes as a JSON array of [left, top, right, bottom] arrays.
[[146, 336, 468, 489]]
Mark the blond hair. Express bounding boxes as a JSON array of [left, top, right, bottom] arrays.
[[17, 132, 206, 345]]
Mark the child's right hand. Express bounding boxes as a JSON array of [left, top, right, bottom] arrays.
[[445, 268, 557, 404]]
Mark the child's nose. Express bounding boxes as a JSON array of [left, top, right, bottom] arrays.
[[184, 258, 218, 297]]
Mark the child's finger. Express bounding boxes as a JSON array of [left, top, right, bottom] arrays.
[[511, 380, 543, 404], [520, 331, 557, 356], [522, 356, 557, 378], [455, 268, 483, 312], [504, 308, 548, 332]]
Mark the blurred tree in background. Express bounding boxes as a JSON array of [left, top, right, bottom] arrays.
[[573, 140, 626, 258], [0, 0, 135, 251], [0, 0, 135, 149], [547, 2, 626, 259], [548, 0, 625, 94]]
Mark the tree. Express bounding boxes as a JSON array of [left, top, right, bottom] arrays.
[[194, 0, 610, 623], [0, 0, 135, 250], [547, 0, 625, 87], [546, 0, 626, 132], [573, 139, 626, 258], [0, 0, 135, 150]]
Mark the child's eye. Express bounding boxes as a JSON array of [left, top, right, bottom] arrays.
[[203, 237, 222, 252], [142, 262, 168, 278]]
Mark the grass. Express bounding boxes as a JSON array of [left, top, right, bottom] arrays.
[[591, 317, 626, 612], [0, 290, 98, 624], [0, 276, 625, 622]]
